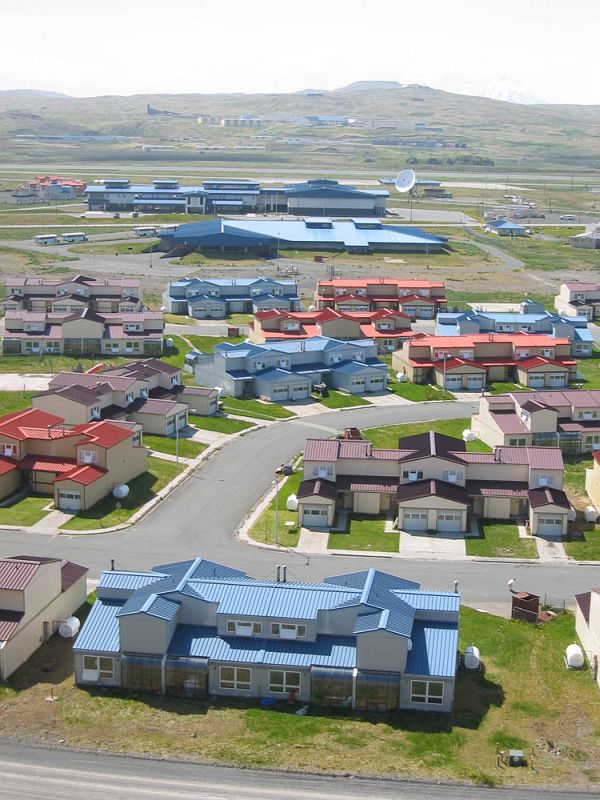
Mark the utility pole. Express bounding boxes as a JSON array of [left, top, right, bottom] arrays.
[[272, 478, 280, 546]]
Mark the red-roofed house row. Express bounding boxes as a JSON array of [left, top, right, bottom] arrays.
[[249, 307, 413, 352], [392, 332, 577, 391], [0, 408, 147, 512], [315, 278, 447, 319]]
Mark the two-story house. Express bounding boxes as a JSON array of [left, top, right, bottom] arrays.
[[575, 586, 600, 691], [437, 301, 593, 357], [0, 408, 147, 512], [393, 332, 576, 390], [250, 308, 412, 352], [162, 277, 300, 319], [191, 336, 388, 401], [315, 278, 447, 319], [555, 282, 600, 321], [472, 390, 600, 454], [0, 555, 88, 679], [297, 430, 570, 536], [2, 308, 164, 357], [2, 274, 142, 315], [74, 557, 459, 713]]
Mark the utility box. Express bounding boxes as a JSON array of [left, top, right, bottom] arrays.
[[511, 591, 540, 625], [508, 750, 526, 767]]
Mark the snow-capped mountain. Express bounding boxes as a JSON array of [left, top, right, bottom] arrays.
[[479, 77, 547, 105]]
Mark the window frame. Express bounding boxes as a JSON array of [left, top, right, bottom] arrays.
[[410, 679, 444, 705], [82, 654, 114, 681], [268, 670, 301, 694], [219, 666, 252, 691]]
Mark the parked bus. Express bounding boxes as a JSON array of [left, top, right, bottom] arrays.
[[134, 226, 158, 237], [158, 224, 180, 234], [34, 234, 59, 245], [61, 232, 88, 243]]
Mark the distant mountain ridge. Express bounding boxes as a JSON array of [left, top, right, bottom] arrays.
[[0, 89, 71, 99]]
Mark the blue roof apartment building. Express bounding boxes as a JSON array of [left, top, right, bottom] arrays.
[[162, 276, 300, 319], [483, 219, 526, 236], [189, 336, 388, 400], [85, 178, 387, 217], [158, 218, 447, 257], [437, 299, 593, 357], [73, 557, 460, 713]]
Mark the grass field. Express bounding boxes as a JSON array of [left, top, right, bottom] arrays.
[[0, 606, 598, 786], [143, 434, 207, 460], [70, 239, 160, 255], [387, 379, 454, 402], [249, 469, 302, 547], [221, 397, 295, 420], [575, 349, 600, 389], [0, 391, 36, 415], [364, 418, 491, 452], [189, 414, 254, 434], [0, 353, 133, 374], [315, 390, 371, 409], [471, 231, 600, 273], [328, 514, 400, 552], [466, 521, 538, 559], [185, 334, 246, 353], [0, 495, 51, 527], [60, 457, 183, 531]]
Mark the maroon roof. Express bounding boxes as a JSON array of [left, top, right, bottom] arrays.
[[467, 480, 529, 498], [304, 438, 341, 462], [397, 431, 467, 465], [489, 411, 529, 435], [0, 558, 42, 590], [128, 397, 182, 415], [297, 478, 337, 500], [177, 386, 217, 396], [337, 475, 399, 493], [396, 479, 469, 505], [11, 555, 88, 591], [574, 591, 593, 623], [528, 487, 571, 510], [0, 610, 24, 642], [460, 446, 563, 470]]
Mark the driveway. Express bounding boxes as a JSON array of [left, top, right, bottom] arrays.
[[400, 530, 466, 560]]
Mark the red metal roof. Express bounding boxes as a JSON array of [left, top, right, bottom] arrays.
[[317, 278, 444, 289], [409, 333, 572, 348], [0, 408, 66, 441], [0, 457, 18, 476], [55, 464, 107, 485], [71, 420, 133, 448], [517, 356, 568, 370], [19, 454, 77, 473]]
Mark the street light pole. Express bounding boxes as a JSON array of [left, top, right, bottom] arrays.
[[441, 352, 448, 399], [272, 478, 279, 545], [175, 418, 179, 466]]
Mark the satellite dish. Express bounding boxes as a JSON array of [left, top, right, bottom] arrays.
[[394, 169, 416, 193]]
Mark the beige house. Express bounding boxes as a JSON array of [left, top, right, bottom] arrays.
[[555, 282, 600, 320], [250, 308, 412, 353], [0, 408, 147, 512], [585, 453, 600, 511], [472, 390, 600, 455], [2, 274, 142, 314], [575, 588, 600, 690], [298, 430, 571, 536], [0, 555, 88, 679], [3, 308, 164, 357], [393, 332, 576, 389], [315, 278, 447, 319]]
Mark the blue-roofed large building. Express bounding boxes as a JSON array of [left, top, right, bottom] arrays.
[[73, 557, 460, 712], [162, 276, 300, 319], [189, 336, 388, 401], [437, 300, 593, 357], [284, 179, 388, 217], [483, 219, 526, 236], [158, 218, 447, 257]]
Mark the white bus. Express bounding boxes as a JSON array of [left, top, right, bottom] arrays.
[[134, 226, 158, 237], [158, 224, 180, 234], [34, 234, 59, 245], [61, 232, 88, 243]]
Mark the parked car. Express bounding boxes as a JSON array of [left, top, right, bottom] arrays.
[[560, 214, 576, 220]]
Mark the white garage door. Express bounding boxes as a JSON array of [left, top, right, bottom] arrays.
[[528, 374, 545, 388], [301, 506, 329, 526], [292, 384, 310, 399], [537, 516, 564, 535], [58, 491, 81, 511], [549, 374, 566, 387], [436, 512, 463, 532], [403, 511, 428, 531], [350, 380, 366, 393], [271, 386, 290, 400], [467, 375, 484, 390], [444, 375, 462, 389]]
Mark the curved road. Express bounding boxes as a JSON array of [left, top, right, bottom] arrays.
[[1, 400, 598, 609]]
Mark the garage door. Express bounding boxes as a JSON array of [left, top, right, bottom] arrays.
[[549, 374, 566, 387], [537, 516, 564, 535], [528, 374, 545, 388], [436, 512, 463, 532], [403, 511, 428, 531], [444, 376, 462, 390], [350, 380, 366, 393], [271, 386, 289, 400], [301, 506, 329, 526], [466, 375, 484, 390], [58, 491, 81, 511], [292, 385, 310, 399]]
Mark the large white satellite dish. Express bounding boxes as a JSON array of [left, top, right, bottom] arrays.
[[394, 169, 416, 193]]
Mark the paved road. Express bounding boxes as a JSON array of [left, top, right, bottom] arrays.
[[0, 742, 596, 800], [1, 400, 599, 611]]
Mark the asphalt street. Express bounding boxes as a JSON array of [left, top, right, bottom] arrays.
[[0, 743, 597, 800], [1, 400, 598, 611]]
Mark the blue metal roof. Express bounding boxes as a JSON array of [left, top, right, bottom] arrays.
[[117, 594, 180, 621], [134, 199, 186, 206], [97, 570, 166, 594], [333, 360, 387, 375], [168, 626, 357, 668], [73, 599, 122, 653], [394, 591, 461, 613], [486, 219, 525, 230], [405, 622, 459, 678]]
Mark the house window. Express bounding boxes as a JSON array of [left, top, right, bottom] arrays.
[[271, 623, 306, 639], [410, 680, 444, 705], [402, 470, 423, 481], [444, 470, 461, 483], [219, 666, 251, 691], [45, 341, 60, 353], [312, 465, 333, 478], [509, 438, 527, 446], [225, 620, 262, 636], [537, 475, 551, 486], [269, 670, 301, 694], [82, 655, 114, 681], [0, 444, 17, 458], [79, 450, 98, 464]]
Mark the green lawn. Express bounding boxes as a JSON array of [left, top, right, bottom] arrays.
[[0, 391, 36, 415], [143, 434, 207, 459], [164, 313, 198, 325], [224, 313, 252, 324], [0, 353, 134, 374], [161, 335, 190, 369], [468, 231, 600, 272], [364, 418, 492, 452], [221, 397, 295, 420], [387, 379, 454, 402], [186, 334, 246, 353], [466, 521, 538, 559], [70, 239, 159, 255], [328, 514, 399, 552], [60, 457, 183, 531], [563, 524, 600, 560], [315, 390, 371, 409], [487, 382, 532, 396], [250, 469, 302, 547], [189, 414, 254, 434], [446, 289, 554, 309], [0, 494, 52, 527], [575, 349, 600, 389]]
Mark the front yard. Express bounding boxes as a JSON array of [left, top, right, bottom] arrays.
[[328, 514, 400, 552], [221, 397, 295, 420], [189, 414, 255, 434], [143, 434, 207, 460], [364, 418, 492, 452], [387, 379, 454, 402], [249, 469, 302, 547], [60, 457, 184, 531], [0, 494, 52, 527], [314, 390, 371, 409], [0, 391, 36, 415], [466, 521, 538, 559]]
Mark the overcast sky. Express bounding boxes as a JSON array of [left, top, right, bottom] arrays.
[[2, 0, 598, 104]]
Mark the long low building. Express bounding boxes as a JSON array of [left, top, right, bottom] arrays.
[[158, 218, 447, 256], [316, 277, 447, 319], [74, 557, 460, 713]]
